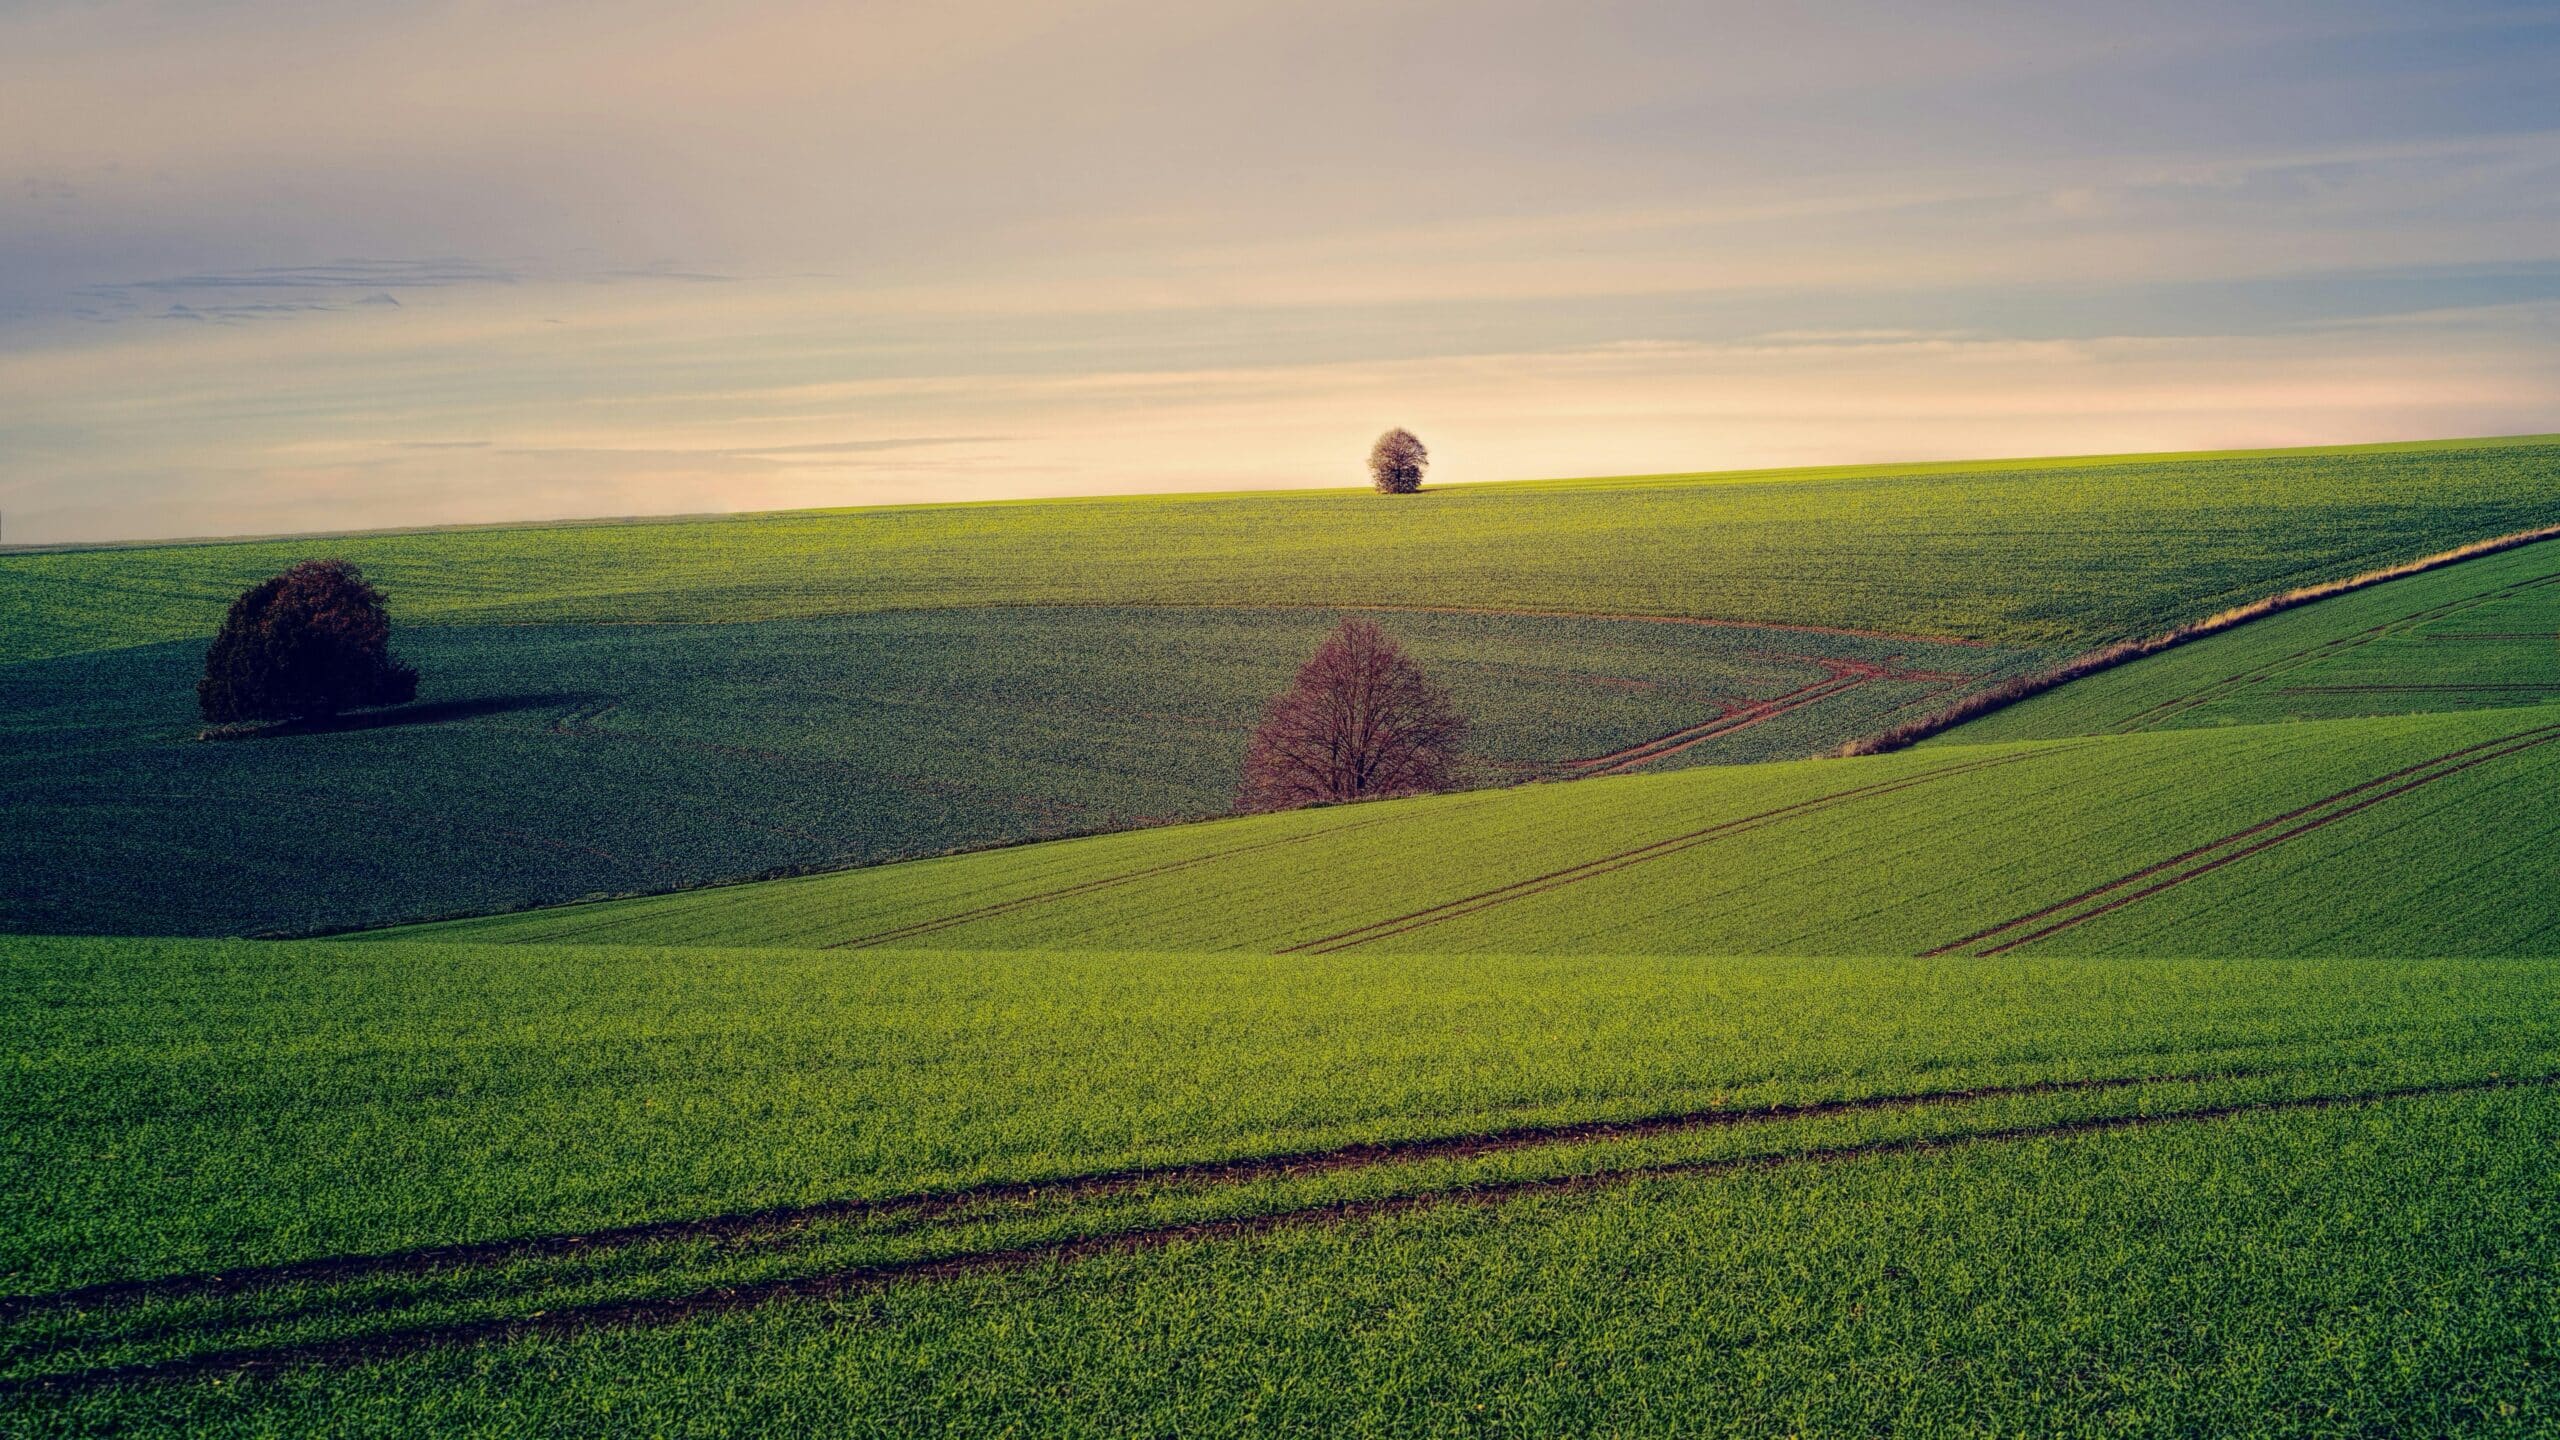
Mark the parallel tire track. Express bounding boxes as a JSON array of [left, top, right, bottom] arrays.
[[1281, 746, 2074, 955], [0, 1065, 2199, 1321], [1575, 672, 1873, 776], [1924, 719, 2560, 957], [824, 794, 1504, 950], [11, 1072, 2549, 1395]]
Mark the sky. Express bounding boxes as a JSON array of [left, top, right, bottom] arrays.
[[3, 1, 2558, 543]]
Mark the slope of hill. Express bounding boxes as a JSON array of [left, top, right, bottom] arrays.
[[398, 702, 2560, 958], [8, 437, 2557, 939], [1943, 534, 2560, 741], [395, 535, 2560, 958]]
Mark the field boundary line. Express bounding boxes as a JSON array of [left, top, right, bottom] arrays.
[[12, 1071, 2550, 1394], [1840, 525, 2560, 755], [1924, 719, 2560, 957], [0, 1063, 2250, 1321], [1563, 671, 1864, 775]]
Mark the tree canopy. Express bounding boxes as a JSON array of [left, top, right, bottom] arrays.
[[1239, 618, 1467, 810], [199, 559, 419, 725]]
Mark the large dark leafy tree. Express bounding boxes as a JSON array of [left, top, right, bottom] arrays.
[[1239, 618, 1468, 811], [1368, 428, 1428, 493], [198, 560, 419, 725]]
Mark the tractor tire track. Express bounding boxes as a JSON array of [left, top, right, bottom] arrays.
[[0, 1064, 2203, 1322], [1559, 659, 1993, 778], [12, 1071, 2549, 1395], [823, 793, 1505, 950], [1280, 745, 2076, 956], [1925, 719, 2560, 958], [2273, 684, 2560, 695], [1563, 674, 1865, 776]]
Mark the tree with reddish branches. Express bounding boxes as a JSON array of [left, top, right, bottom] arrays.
[[1238, 618, 1468, 811], [198, 559, 420, 726]]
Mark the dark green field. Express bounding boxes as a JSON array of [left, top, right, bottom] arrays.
[[0, 608, 2030, 936]]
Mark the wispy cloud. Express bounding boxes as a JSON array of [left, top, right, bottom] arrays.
[[1, 1, 2556, 539]]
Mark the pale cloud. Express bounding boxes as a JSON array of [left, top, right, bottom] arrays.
[[2, 1, 2557, 539]]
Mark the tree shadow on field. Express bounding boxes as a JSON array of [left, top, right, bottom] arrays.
[[195, 693, 596, 742]]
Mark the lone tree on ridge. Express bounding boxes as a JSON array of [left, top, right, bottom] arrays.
[[1368, 428, 1428, 493], [198, 559, 420, 726], [1238, 618, 1468, 811]]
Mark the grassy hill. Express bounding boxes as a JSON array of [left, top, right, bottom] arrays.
[[400, 704, 2560, 958], [11, 440, 2560, 1433], [7, 436, 2559, 667], [7, 436, 2557, 938], [1946, 534, 2560, 740], [7, 937, 2558, 1431], [393, 531, 2560, 959]]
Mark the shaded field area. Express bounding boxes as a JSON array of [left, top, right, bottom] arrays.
[[7, 436, 2558, 666], [0, 608, 2030, 938], [404, 707, 2560, 957], [1949, 537, 2560, 741], [6, 939, 2558, 1433]]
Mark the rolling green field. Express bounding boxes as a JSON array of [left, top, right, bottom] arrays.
[[398, 705, 2560, 958], [10, 441, 2560, 1434], [8, 436, 2559, 666], [0, 608, 2034, 936], [7, 938, 2560, 1434]]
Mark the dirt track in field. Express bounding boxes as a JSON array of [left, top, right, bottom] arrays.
[[1557, 657, 1981, 777], [1923, 719, 2560, 958], [9, 1070, 2548, 1394]]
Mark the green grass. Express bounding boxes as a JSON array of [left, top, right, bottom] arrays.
[[0, 608, 2035, 937], [1947, 537, 2560, 742], [7, 436, 2558, 666], [15, 440, 2560, 1431], [398, 704, 2560, 958], [6, 937, 2559, 1433], [30, 1089, 2557, 1438]]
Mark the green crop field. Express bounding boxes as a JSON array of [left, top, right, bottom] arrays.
[[400, 703, 2560, 959], [0, 608, 2036, 937], [10, 441, 2560, 1434], [1948, 536, 2560, 741], [7, 436, 2559, 667], [10, 436, 2556, 939], [7, 937, 2560, 1435]]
